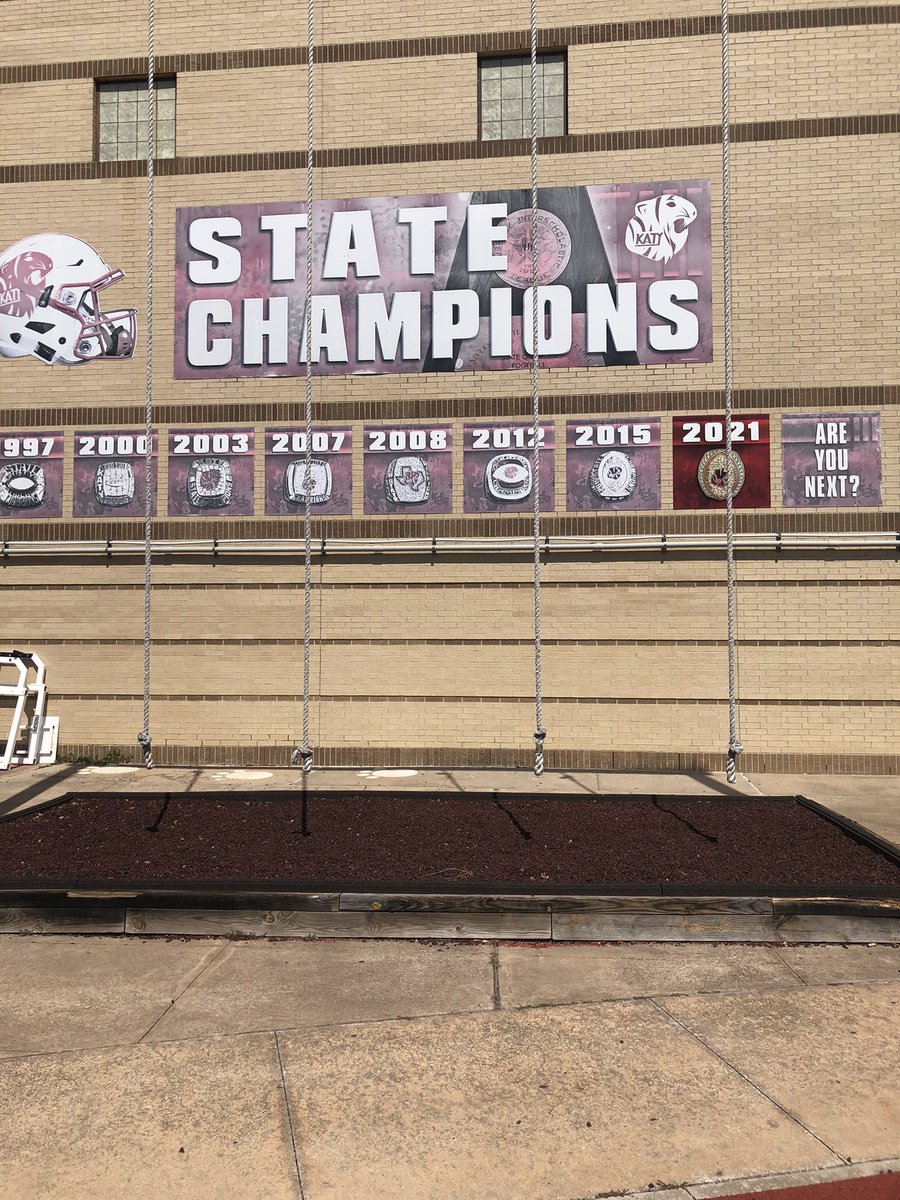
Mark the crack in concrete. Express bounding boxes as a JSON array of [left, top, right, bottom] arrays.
[[274, 1031, 307, 1200], [136, 940, 230, 1044]]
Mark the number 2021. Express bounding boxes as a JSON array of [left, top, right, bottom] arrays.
[[681, 420, 761, 444]]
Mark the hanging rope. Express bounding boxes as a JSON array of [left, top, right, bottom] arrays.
[[291, 0, 315, 775], [528, 0, 546, 777], [720, 0, 742, 784], [138, 0, 156, 770]]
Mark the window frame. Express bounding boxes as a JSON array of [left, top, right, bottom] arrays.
[[477, 50, 567, 143], [93, 75, 177, 164]]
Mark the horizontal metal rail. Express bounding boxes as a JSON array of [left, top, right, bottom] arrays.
[[0, 531, 897, 559]]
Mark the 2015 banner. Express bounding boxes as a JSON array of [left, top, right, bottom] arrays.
[[174, 181, 712, 379]]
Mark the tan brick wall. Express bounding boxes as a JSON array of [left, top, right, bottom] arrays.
[[0, 80, 94, 165], [0, 4, 897, 768]]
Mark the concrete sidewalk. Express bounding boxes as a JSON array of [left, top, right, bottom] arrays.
[[1, 762, 898, 847], [1, 935, 898, 1199]]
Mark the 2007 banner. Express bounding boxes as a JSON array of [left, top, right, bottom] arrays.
[[174, 181, 711, 379]]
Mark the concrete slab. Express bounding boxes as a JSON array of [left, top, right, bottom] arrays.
[[750, 773, 900, 848], [146, 939, 493, 1042], [659, 981, 900, 1163], [278, 1000, 836, 1200], [774, 945, 900, 987], [0, 935, 224, 1056], [0, 1033, 300, 1200], [499, 943, 799, 1009]]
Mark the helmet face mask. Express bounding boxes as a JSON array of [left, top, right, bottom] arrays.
[[0, 234, 136, 366]]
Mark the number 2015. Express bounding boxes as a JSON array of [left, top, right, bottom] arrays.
[[573, 424, 651, 446]]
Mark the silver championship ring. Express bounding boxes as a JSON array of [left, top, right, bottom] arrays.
[[590, 450, 637, 500], [485, 453, 532, 502], [186, 457, 234, 508], [697, 448, 746, 501], [94, 460, 135, 507], [284, 458, 332, 505], [384, 456, 430, 504], [0, 462, 45, 508]]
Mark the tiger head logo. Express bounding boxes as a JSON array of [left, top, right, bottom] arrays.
[[625, 193, 698, 264], [0, 250, 53, 319]]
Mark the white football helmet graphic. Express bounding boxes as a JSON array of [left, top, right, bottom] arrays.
[[0, 233, 136, 365], [625, 194, 697, 264]]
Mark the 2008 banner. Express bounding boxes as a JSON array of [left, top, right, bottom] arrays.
[[173, 181, 712, 379]]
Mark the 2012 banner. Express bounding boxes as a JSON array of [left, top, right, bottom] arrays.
[[174, 181, 712, 379]]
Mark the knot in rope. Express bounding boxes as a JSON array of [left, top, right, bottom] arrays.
[[291, 746, 314, 774], [137, 730, 153, 769]]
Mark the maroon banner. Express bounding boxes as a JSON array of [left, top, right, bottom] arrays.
[[781, 413, 881, 507], [463, 422, 555, 513], [0, 431, 63, 518], [73, 430, 157, 518], [168, 428, 254, 516], [566, 417, 661, 511], [672, 415, 770, 510], [363, 425, 452, 514], [265, 427, 352, 516]]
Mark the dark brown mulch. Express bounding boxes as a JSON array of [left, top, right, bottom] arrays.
[[1, 791, 899, 891]]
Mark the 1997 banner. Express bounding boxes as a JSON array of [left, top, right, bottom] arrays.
[[174, 181, 711, 379]]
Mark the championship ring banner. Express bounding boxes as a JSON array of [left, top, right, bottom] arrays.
[[566, 417, 661, 511], [781, 412, 881, 507], [672, 415, 771, 510], [168, 428, 254, 516], [463, 422, 555, 513], [363, 425, 452, 515], [0, 430, 63, 518], [265, 427, 352, 516], [73, 430, 158, 518], [174, 181, 712, 379]]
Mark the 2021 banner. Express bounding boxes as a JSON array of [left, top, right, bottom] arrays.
[[672, 415, 771, 510], [0, 431, 63, 518], [265, 427, 352, 516], [781, 413, 881, 507], [73, 430, 157, 517], [174, 181, 712, 379], [566, 418, 661, 511]]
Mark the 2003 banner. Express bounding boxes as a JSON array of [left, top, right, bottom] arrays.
[[173, 181, 712, 379]]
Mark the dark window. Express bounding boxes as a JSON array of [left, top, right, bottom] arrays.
[[96, 78, 176, 162], [479, 53, 566, 141]]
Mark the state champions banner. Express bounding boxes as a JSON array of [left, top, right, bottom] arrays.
[[173, 181, 712, 379]]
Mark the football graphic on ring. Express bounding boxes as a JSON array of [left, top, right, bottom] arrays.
[[485, 453, 533, 502], [697, 448, 746, 501], [0, 462, 45, 508]]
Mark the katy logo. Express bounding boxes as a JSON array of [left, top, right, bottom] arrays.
[[0, 250, 52, 319], [625, 193, 698, 264]]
